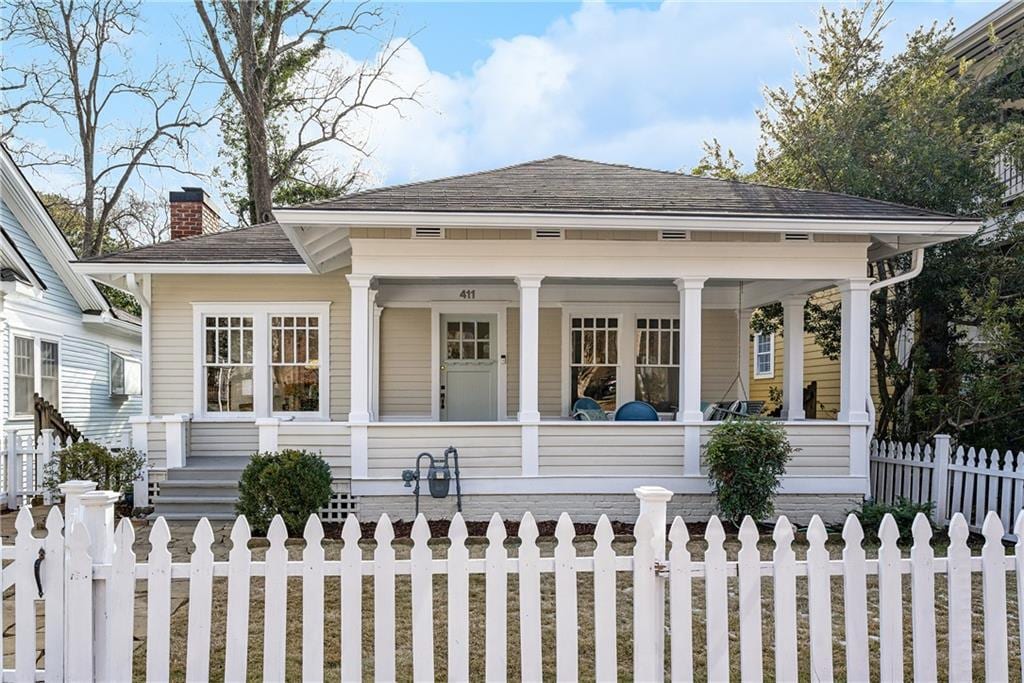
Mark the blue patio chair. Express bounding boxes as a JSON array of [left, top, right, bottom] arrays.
[[572, 397, 610, 421], [613, 400, 659, 421]]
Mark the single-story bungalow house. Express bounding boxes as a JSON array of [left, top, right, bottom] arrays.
[[74, 156, 980, 521]]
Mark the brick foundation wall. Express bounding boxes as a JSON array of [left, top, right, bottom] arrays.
[[353, 492, 863, 525]]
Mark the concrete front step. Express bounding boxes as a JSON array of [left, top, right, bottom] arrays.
[[154, 460, 248, 519]]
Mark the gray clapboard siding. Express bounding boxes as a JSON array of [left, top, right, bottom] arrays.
[[701, 309, 740, 402], [378, 308, 431, 418], [538, 423, 686, 475], [56, 336, 141, 441], [149, 272, 351, 418], [366, 424, 521, 478], [278, 421, 351, 480], [506, 307, 562, 418], [699, 422, 851, 475], [189, 421, 259, 458]]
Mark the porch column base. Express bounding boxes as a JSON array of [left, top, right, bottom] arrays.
[[521, 424, 539, 476], [256, 417, 280, 453], [683, 425, 702, 476], [350, 424, 369, 479]]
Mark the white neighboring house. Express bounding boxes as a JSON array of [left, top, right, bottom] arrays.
[[76, 156, 980, 522], [0, 147, 142, 455]]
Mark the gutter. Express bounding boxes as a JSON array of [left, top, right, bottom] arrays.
[[863, 247, 925, 462], [869, 247, 924, 292]]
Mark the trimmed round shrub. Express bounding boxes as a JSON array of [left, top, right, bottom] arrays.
[[236, 449, 333, 535], [42, 441, 145, 496], [704, 419, 793, 524]]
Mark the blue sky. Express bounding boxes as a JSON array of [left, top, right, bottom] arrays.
[[4, 1, 1004, 215]]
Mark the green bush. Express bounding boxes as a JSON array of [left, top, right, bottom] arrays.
[[42, 441, 145, 496], [236, 450, 333, 535], [854, 498, 935, 543], [703, 419, 793, 524]]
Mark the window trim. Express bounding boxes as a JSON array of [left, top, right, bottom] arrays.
[[753, 332, 775, 379], [192, 302, 331, 421], [562, 307, 626, 414], [9, 330, 61, 419]]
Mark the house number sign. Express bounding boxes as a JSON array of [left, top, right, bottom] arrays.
[[458, 289, 476, 300]]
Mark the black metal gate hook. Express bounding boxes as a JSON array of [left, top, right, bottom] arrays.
[[34, 548, 45, 598]]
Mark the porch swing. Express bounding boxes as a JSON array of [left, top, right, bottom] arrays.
[[701, 283, 766, 421]]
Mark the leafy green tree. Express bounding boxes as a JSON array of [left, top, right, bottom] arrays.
[[707, 1, 1024, 445]]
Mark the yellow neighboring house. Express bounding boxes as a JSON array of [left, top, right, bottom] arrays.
[[752, 1, 1023, 421]]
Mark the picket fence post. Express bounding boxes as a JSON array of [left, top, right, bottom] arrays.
[[932, 434, 951, 526], [80, 490, 121, 682], [58, 480, 97, 528], [634, 485, 673, 678]]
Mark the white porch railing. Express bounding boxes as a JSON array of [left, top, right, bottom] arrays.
[[5, 484, 1024, 680], [870, 435, 1024, 536], [1, 428, 131, 510]]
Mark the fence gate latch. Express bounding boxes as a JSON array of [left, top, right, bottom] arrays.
[[34, 549, 45, 597], [654, 560, 669, 578]]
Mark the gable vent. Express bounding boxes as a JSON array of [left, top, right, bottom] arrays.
[[533, 228, 564, 240], [659, 230, 690, 241], [413, 226, 444, 239], [784, 232, 811, 241]]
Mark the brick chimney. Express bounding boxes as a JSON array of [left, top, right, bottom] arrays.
[[169, 187, 220, 240]]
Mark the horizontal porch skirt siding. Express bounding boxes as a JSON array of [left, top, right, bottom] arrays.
[[699, 422, 851, 475], [190, 422, 259, 458], [279, 422, 352, 480], [366, 424, 522, 478], [538, 423, 686, 475]]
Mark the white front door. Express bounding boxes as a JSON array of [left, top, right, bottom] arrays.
[[440, 314, 498, 421]]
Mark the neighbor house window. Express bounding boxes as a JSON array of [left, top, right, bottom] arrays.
[[13, 336, 60, 415], [570, 316, 618, 411], [635, 317, 679, 412], [204, 316, 254, 413], [109, 352, 142, 396], [271, 315, 320, 412], [754, 332, 774, 378]]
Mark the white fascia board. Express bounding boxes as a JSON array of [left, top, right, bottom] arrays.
[[275, 207, 982, 237], [277, 222, 326, 274], [70, 261, 312, 275], [0, 147, 109, 312]]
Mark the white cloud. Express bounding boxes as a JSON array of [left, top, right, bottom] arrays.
[[295, 0, 804, 188]]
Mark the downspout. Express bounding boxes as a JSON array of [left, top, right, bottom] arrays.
[[863, 247, 926, 451], [124, 273, 152, 416]]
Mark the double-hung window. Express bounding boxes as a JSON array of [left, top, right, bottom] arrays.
[[12, 335, 59, 416], [196, 304, 329, 419], [635, 317, 680, 412], [754, 332, 774, 378], [270, 315, 321, 412], [204, 316, 254, 413], [570, 316, 618, 411]]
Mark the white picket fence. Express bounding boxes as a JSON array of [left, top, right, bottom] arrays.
[[4, 484, 1024, 681], [871, 434, 1024, 536]]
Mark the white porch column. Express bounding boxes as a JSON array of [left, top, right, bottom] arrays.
[[347, 274, 373, 423], [839, 278, 873, 423], [348, 274, 373, 479], [371, 298, 382, 421], [675, 278, 706, 422], [516, 276, 543, 476], [676, 278, 705, 478], [516, 276, 543, 422], [736, 308, 752, 401], [781, 295, 807, 420]]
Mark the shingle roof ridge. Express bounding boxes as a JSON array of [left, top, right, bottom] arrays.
[[289, 156, 571, 209]]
